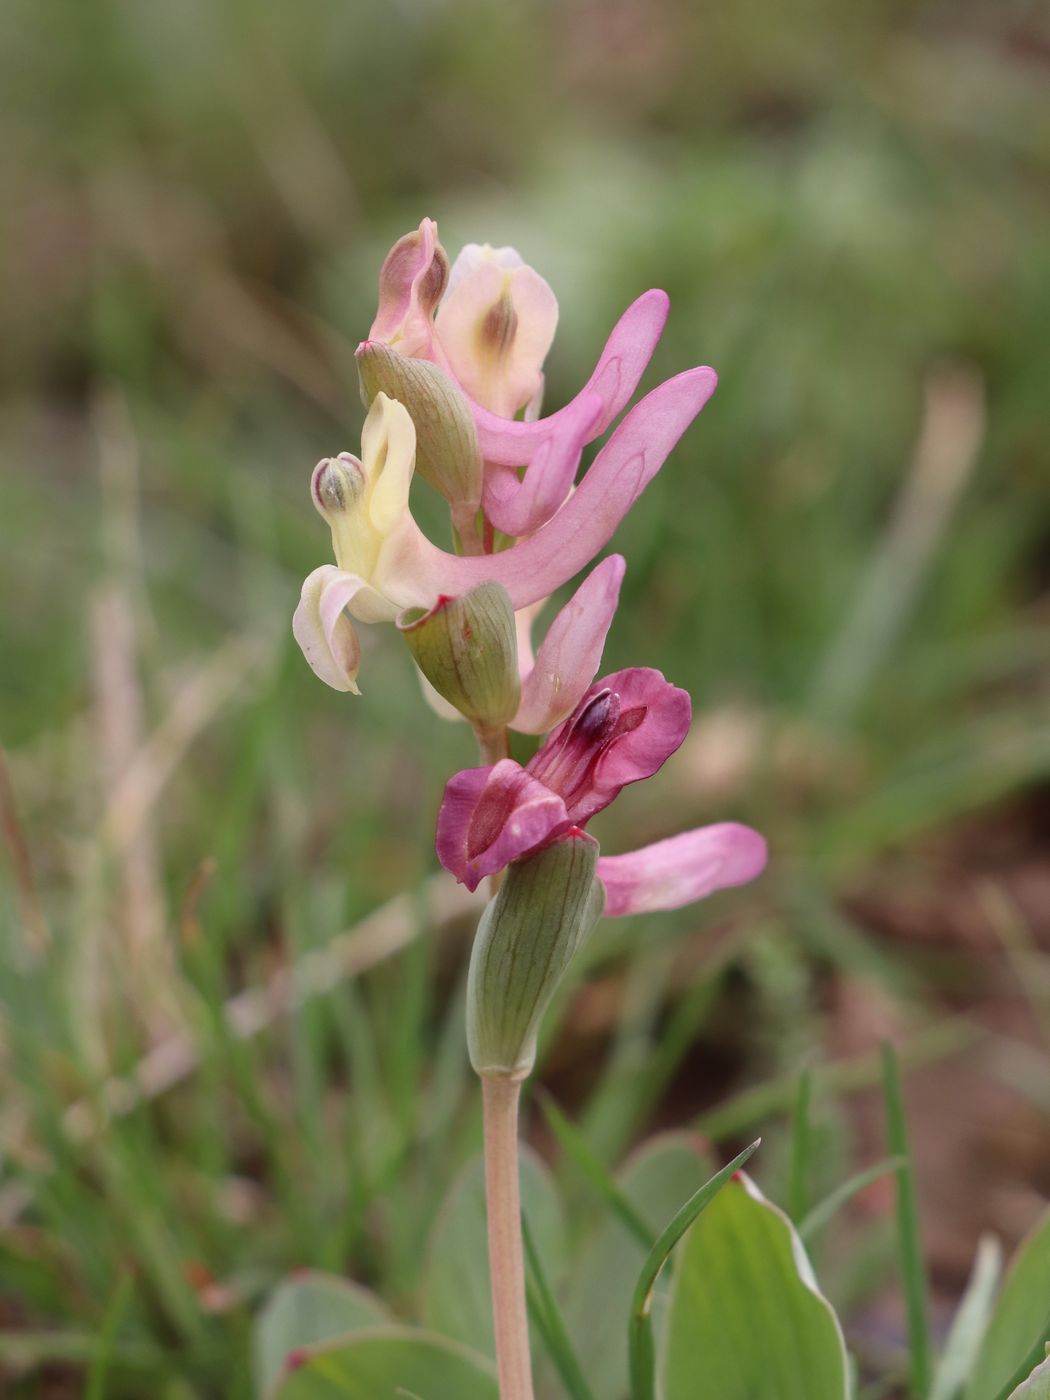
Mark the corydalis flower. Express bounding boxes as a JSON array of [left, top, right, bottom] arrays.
[[294, 372, 712, 692], [436, 668, 767, 913], [365, 218, 698, 537]]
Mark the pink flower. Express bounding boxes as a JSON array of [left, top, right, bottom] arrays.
[[364, 219, 707, 536], [436, 667, 767, 912]]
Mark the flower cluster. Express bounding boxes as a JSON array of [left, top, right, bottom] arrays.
[[293, 217, 766, 920]]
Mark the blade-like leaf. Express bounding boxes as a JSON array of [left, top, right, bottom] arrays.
[[929, 1236, 1002, 1400], [566, 1132, 715, 1400], [660, 1172, 850, 1400], [268, 1327, 498, 1400], [798, 1157, 905, 1244], [1008, 1352, 1050, 1398], [522, 1211, 596, 1400], [540, 1092, 651, 1246], [882, 1040, 933, 1397], [254, 1272, 390, 1399], [630, 1141, 760, 1400], [967, 1209, 1050, 1400]]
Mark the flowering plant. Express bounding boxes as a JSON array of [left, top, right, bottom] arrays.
[[267, 222, 1047, 1400]]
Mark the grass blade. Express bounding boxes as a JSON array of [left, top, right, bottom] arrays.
[[929, 1235, 1002, 1400], [628, 1139, 760, 1400], [85, 1271, 134, 1400], [882, 1041, 932, 1398], [539, 1092, 650, 1246], [522, 1211, 597, 1400], [788, 1067, 813, 1223], [798, 1156, 906, 1244]]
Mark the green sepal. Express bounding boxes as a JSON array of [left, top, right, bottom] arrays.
[[467, 835, 605, 1079], [398, 581, 520, 728], [357, 341, 483, 521]]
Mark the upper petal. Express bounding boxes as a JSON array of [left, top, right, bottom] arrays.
[[469, 289, 670, 464], [514, 555, 626, 735], [597, 823, 768, 917], [437, 255, 558, 418], [436, 758, 569, 892]]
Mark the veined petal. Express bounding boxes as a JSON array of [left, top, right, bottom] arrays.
[[597, 823, 767, 917], [437, 252, 559, 419], [514, 555, 625, 735], [483, 391, 604, 536], [436, 758, 569, 892], [363, 393, 417, 536], [469, 289, 670, 464], [528, 666, 691, 824], [292, 565, 371, 694], [398, 366, 717, 611]]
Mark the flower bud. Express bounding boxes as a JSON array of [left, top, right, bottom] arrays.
[[466, 832, 604, 1078], [357, 342, 483, 525], [369, 218, 449, 358], [398, 581, 520, 729]]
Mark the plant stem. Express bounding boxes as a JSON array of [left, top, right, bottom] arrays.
[[481, 1073, 534, 1400], [476, 724, 509, 766]]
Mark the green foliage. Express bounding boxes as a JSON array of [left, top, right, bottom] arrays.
[[1008, 1353, 1050, 1400], [967, 1210, 1050, 1400], [661, 1175, 850, 1400], [421, 1148, 564, 1352], [254, 1273, 389, 1398], [267, 1329, 497, 1400]]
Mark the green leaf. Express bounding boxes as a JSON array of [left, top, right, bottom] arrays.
[[1008, 1352, 1050, 1398], [254, 1272, 390, 1398], [661, 1173, 850, 1400], [929, 1236, 1002, 1400], [565, 1132, 715, 1400], [882, 1040, 933, 1397], [798, 1156, 905, 1244], [631, 1141, 761, 1400], [421, 1148, 564, 1353], [967, 1209, 1050, 1400], [541, 1092, 652, 1246], [268, 1328, 498, 1400]]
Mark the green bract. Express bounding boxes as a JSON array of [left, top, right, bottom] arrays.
[[467, 836, 604, 1078], [357, 340, 483, 525], [398, 581, 520, 730]]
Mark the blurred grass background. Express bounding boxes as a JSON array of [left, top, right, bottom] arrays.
[[1, 0, 1049, 1394]]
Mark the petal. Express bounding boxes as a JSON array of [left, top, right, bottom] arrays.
[[469, 289, 670, 464], [437, 257, 559, 418], [362, 394, 417, 536], [292, 565, 369, 693], [585, 667, 692, 814], [447, 242, 524, 293], [597, 823, 768, 917], [483, 391, 604, 536], [436, 759, 569, 892], [399, 366, 717, 611], [368, 218, 449, 359], [514, 556, 626, 735]]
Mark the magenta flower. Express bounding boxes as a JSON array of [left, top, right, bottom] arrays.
[[436, 667, 767, 913]]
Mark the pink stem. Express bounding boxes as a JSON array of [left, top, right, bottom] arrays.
[[481, 1074, 534, 1400]]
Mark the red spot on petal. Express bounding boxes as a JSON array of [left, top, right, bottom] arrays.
[[285, 1349, 308, 1372]]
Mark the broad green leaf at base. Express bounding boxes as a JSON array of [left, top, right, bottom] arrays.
[[661, 1173, 849, 1400], [268, 1327, 498, 1400], [254, 1272, 390, 1398]]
